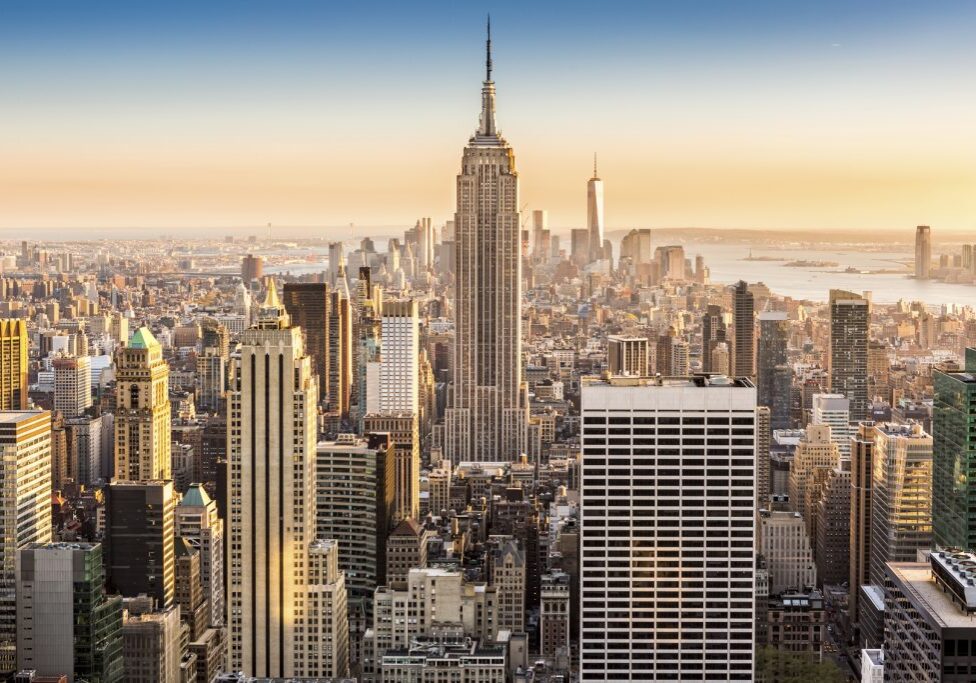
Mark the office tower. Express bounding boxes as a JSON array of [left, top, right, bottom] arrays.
[[868, 423, 933, 587], [282, 283, 330, 405], [226, 280, 318, 677], [16, 542, 124, 683], [811, 393, 852, 459], [315, 433, 395, 607], [378, 299, 419, 414], [788, 424, 840, 540], [175, 540, 209, 639], [531, 209, 550, 261], [884, 553, 976, 680], [731, 280, 755, 378], [114, 327, 171, 481], [328, 288, 352, 418], [756, 406, 771, 508], [175, 483, 224, 627], [196, 352, 225, 414], [814, 462, 851, 586], [619, 228, 652, 265], [757, 311, 790, 429], [443, 25, 527, 465], [580, 375, 756, 681], [867, 340, 890, 403], [540, 570, 570, 658], [0, 410, 52, 670], [587, 154, 604, 262], [328, 242, 344, 286], [702, 304, 728, 373], [758, 510, 817, 595], [654, 245, 686, 281], [53, 355, 91, 417], [385, 518, 430, 584], [121, 603, 181, 683], [932, 351, 976, 550], [849, 423, 876, 631], [570, 228, 590, 268], [65, 414, 103, 485], [490, 539, 526, 634], [0, 320, 28, 410], [828, 289, 869, 421], [607, 335, 649, 377], [241, 254, 263, 283], [105, 480, 176, 608], [306, 539, 350, 679], [914, 225, 931, 279], [363, 413, 419, 523]]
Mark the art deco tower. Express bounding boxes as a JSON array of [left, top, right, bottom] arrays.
[[444, 21, 527, 463], [227, 279, 318, 676], [114, 327, 171, 481]]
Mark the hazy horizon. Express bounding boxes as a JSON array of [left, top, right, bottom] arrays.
[[3, 1, 976, 234]]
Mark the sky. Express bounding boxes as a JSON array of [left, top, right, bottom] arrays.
[[2, 1, 976, 237]]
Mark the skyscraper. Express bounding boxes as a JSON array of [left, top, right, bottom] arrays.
[[114, 327, 172, 481], [241, 254, 264, 283], [0, 410, 52, 671], [702, 304, 728, 373], [226, 279, 319, 676], [175, 483, 225, 627], [328, 287, 353, 419], [0, 320, 28, 411], [732, 280, 755, 378], [757, 311, 790, 430], [607, 335, 650, 377], [587, 154, 604, 263], [828, 289, 869, 421], [932, 349, 976, 550], [104, 480, 176, 608], [914, 225, 931, 279], [868, 422, 932, 587], [811, 393, 852, 459], [16, 542, 124, 683], [580, 375, 756, 681], [849, 422, 875, 635], [53, 354, 92, 418], [283, 282, 331, 406], [444, 23, 527, 463]]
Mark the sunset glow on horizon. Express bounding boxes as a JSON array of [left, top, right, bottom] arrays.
[[3, 1, 976, 235]]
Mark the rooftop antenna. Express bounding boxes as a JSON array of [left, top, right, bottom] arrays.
[[486, 14, 492, 81]]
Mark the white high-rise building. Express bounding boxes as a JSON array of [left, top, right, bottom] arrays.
[[53, 354, 92, 417], [443, 22, 527, 464], [378, 299, 419, 414], [227, 279, 318, 677], [587, 154, 605, 263], [306, 539, 349, 679], [0, 410, 53, 671], [812, 393, 852, 459], [580, 375, 756, 681]]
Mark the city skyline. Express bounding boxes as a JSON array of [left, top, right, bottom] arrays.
[[3, 1, 976, 234]]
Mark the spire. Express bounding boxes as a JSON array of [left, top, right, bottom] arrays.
[[262, 276, 281, 310], [477, 17, 497, 138], [486, 14, 492, 82], [593, 152, 599, 179]]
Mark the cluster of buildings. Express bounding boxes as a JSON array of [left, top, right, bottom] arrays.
[[0, 28, 974, 683]]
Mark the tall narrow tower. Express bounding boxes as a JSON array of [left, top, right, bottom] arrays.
[[227, 279, 318, 676], [587, 153, 605, 262], [914, 225, 931, 279], [444, 20, 527, 463], [114, 327, 171, 481]]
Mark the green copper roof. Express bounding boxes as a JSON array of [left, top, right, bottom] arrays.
[[179, 483, 212, 508], [129, 326, 158, 350]]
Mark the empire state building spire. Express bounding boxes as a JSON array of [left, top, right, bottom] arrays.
[[477, 15, 497, 139]]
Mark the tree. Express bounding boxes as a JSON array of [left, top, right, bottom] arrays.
[[756, 646, 847, 682]]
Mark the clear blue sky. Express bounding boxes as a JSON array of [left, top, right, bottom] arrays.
[[2, 1, 976, 235]]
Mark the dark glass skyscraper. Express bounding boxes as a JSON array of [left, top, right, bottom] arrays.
[[757, 311, 791, 430], [932, 348, 976, 550], [829, 289, 869, 421]]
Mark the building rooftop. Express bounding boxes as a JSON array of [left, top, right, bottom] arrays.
[[888, 561, 976, 629], [583, 373, 754, 388], [128, 326, 159, 349], [0, 410, 47, 424]]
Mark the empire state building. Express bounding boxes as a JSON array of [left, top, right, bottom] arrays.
[[444, 21, 527, 463]]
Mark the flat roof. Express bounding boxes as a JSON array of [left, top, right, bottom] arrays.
[[0, 410, 47, 424], [583, 374, 754, 389], [888, 562, 976, 629]]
